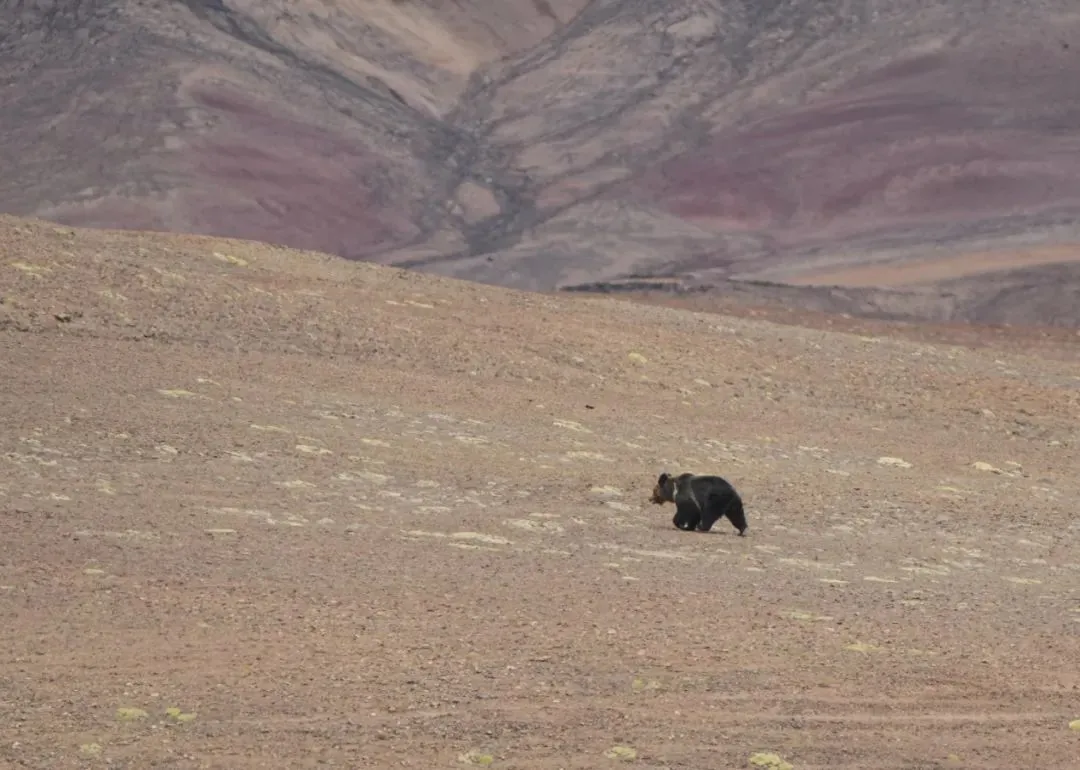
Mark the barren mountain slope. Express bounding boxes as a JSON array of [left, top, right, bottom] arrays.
[[2, 215, 1079, 768], [4, 1, 1080, 325]]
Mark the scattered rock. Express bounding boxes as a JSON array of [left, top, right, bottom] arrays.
[[972, 461, 1002, 474], [844, 642, 882, 653]]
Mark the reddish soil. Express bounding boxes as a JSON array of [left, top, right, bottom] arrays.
[[2, 215, 1078, 768], [5, 2, 1080, 325]]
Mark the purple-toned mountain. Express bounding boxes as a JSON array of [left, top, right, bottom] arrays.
[[4, 0, 1080, 325]]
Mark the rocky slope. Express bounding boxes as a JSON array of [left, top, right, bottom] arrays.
[[3, 1, 1080, 324], [3, 213, 1079, 768]]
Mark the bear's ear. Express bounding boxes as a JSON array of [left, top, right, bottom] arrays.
[[657, 472, 669, 485]]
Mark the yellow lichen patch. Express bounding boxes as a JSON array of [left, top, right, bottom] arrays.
[[1003, 577, 1042, 585], [457, 750, 494, 766], [115, 707, 148, 721], [785, 610, 833, 622], [157, 389, 208, 400], [900, 565, 950, 577], [452, 532, 512, 545], [212, 251, 248, 267], [777, 557, 841, 572], [165, 706, 197, 722], [96, 479, 116, 495], [593, 544, 692, 561], [877, 456, 912, 468], [936, 486, 968, 496], [844, 642, 882, 653], [10, 261, 51, 276], [564, 451, 613, 462], [603, 745, 637, 760], [277, 479, 316, 489], [627, 352, 648, 365], [1068, 719, 1080, 731], [748, 753, 794, 770], [79, 743, 103, 756], [454, 434, 490, 445], [295, 444, 333, 456], [149, 266, 187, 283], [250, 424, 290, 433], [553, 419, 592, 433], [631, 677, 661, 692], [590, 485, 623, 497], [336, 470, 389, 484], [505, 518, 564, 534]]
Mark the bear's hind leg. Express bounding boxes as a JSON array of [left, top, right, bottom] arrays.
[[725, 497, 748, 536]]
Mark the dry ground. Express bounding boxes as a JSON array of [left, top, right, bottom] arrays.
[[2, 214, 1079, 768]]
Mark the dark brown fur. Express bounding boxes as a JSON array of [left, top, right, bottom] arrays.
[[650, 471, 747, 535]]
